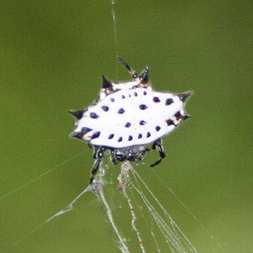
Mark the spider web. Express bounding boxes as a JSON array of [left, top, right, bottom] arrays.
[[44, 159, 199, 253], [0, 151, 220, 253]]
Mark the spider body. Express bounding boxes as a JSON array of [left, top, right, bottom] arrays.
[[70, 58, 192, 184]]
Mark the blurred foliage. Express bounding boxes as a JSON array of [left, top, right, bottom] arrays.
[[0, 0, 253, 252]]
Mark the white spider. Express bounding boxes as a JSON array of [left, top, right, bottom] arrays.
[[69, 58, 192, 184]]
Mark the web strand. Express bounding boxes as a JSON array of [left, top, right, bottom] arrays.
[[131, 169, 199, 253], [149, 169, 223, 252], [0, 152, 82, 203], [111, 0, 119, 78], [46, 184, 92, 223], [98, 186, 129, 253]]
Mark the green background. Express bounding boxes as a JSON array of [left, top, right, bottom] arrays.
[[0, 0, 253, 252]]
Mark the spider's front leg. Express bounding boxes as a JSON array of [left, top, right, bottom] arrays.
[[150, 139, 166, 167], [118, 57, 138, 78], [89, 146, 104, 185]]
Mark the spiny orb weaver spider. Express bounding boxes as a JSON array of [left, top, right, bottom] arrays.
[[69, 58, 192, 184]]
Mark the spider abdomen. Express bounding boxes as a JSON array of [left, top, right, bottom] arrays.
[[73, 87, 189, 148]]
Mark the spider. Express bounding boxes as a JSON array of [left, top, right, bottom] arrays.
[[69, 58, 192, 184]]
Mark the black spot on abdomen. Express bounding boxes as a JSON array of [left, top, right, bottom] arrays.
[[82, 127, 92, 135], [90, 112, 99, 119], [166, 119, 175, 126], [91, 131, 100, 139], [128, 135, 133, 141], [139, 120, 146, 125], [165, 98, 173, 105], [175, 111, 182, 120], [153, 97, 160, 103], [118, 108, 125, 114], [101, 105, 109, 112], [125, 122, 131, 128], [155, 126, 161, 131], [108, 134, 114, 139], [139, 104, 148, 110]]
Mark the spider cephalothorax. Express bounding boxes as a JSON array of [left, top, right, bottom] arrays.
[[69, 58, 192, 184]]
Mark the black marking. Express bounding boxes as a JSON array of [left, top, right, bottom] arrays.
[[81, 127, 92, 134], [175, 111, 182, 120], [134, 92, 138, 96], [69, 110, 84, 120], [125, 122, 131, 128], [118, 137, 123, 142], [101, 105, 109, 112], [165, 98, 173, 105], [128, 94, 131, 98], [138, 133, 142, 139], [118, 108, 125, 114], [128, 135, 133, 141], [178, 91, 192, 102], [139, 66, 149, 84], [122, 95, 126, 99], [153, 97, 160, 103], [110, 97, 115, 102], [91, 131, 100, 139], [183, 114, 191, 120], [108, 134, 114, 139], [139, 104, 148, 110], [143, 91, 147, 95], [118, 57, 138, 78], [89, 147, 104, 185], [150, 139, 166, 167], [71, 127, 91, 139], [155, 126, 161, 131], [71, 131, 84, 139], [139, 120, 146, 125], [102, 75, 113, 89], [147, 132, 151, 137], [166, 119, 175, 126], [90, 112, 99, 119]]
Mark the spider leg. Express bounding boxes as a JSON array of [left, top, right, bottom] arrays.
[[150, 139, 166, 167], [139, 66, 149, 84], [118, 57, 138, 78], [89, 146, 104, 184], [111, 149, 119, 165]]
